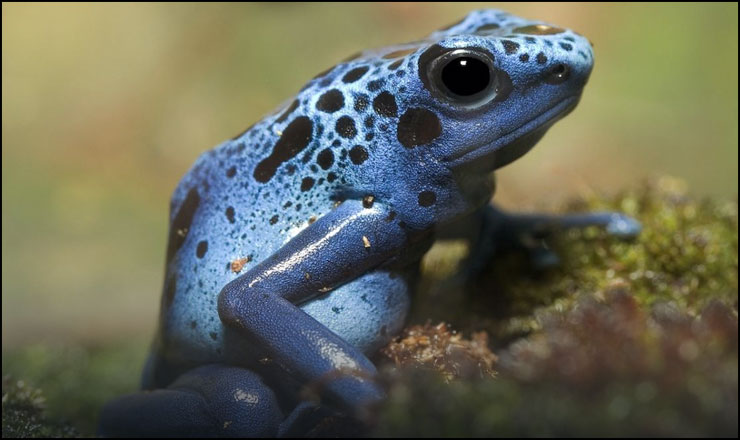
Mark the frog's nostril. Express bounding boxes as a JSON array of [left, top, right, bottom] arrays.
[[545, 63, 570, 85]]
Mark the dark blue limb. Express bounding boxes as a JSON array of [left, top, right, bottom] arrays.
[[467, 204, 641, 273], [98, 364, 283, 437], [218, 200, 407, 412]]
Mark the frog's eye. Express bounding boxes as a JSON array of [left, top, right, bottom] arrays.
[[429, 49, 504, 106], [441, 56, 490, 96]]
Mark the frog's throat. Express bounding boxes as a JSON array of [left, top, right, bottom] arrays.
[[445, 95, 580, 168]]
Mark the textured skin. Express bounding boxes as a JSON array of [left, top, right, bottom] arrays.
[[99, 9, 639, 437]]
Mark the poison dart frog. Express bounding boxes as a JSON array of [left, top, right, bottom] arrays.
[[100, 9, 640, 437]]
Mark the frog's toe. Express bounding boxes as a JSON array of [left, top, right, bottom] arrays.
[[605, 213, 642, 239]]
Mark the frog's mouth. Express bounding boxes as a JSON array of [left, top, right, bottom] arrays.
[[445, 96, 580, 169]]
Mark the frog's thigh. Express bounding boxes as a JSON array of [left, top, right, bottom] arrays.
[[300, 269, 411, 354], [99, 364, 283, 437]]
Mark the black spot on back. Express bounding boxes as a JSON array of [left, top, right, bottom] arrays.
[[519, 53, 529, 62], [349, 145, 368, 165], [313, 65, 334, 80], [367, 79, 385, 92], [316, 89, 344, 113], [474, 23, 500, 34], [269, 214, 279, 225], [342, 66, 369, 83], [301, 177, 315, 191], [225, 206, 235, 223], [335, 116, 357, 139], [559, 42, 573, 51], [316, 149, 334, 170], [502, 40, 520, 54], [254, 116, 313, 183], [226, 166, 236, 178], [536, 52, 548, 64], [397, 108, 442, 148], [373, 91, 398, 117], [196, 240, 208, 258], [276, 100, 299, 123], [166, 188, 200, 265], [418, 190, 436, 207]]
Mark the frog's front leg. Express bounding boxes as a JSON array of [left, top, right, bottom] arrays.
[[467, 203, 641, 274], [218, 199, 408, 412]]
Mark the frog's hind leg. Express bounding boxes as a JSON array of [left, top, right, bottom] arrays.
[[98, 364, 284, 437], [467, 203, 641, 274]]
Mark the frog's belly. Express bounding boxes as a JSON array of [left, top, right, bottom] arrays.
[[299, 269, 411, 353], [163, 269, 410, 367]]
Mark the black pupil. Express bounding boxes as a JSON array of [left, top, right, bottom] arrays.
[[441, 57, 490, 97]]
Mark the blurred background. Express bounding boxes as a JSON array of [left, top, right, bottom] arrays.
[[2, 3, 737, 353]]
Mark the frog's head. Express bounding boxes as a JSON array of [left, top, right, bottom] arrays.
[[410, 9, 594, 170], [312, 9, 593, 175], [281, 9, 593, 206], [416, 10, 593, 170]]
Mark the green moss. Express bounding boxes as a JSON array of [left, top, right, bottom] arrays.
[[2, 339, 148, 436], [2, 376, 78, 438]]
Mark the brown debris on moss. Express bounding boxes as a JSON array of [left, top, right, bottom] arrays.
[[381, 322, 497, 381]]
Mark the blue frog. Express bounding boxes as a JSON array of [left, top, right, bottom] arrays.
[[100, 9, 640, 437]]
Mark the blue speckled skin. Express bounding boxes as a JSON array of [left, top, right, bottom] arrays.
[[99, 9, 640, 437]]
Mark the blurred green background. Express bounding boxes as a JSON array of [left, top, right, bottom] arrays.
[[2, 2, 737, 357]]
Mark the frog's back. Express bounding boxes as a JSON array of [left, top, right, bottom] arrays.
[[157, 119, 341, 366]]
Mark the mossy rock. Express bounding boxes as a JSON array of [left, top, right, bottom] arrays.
[[376, 177, 738, 437]]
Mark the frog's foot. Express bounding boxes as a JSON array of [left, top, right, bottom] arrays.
[[98, 364, 283, 437], [467, 204, 641, 275]]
